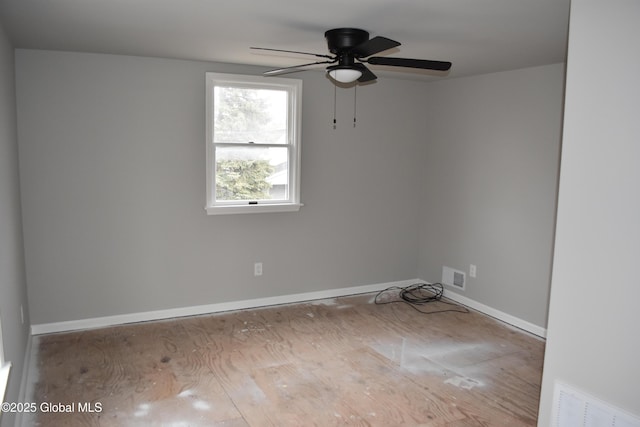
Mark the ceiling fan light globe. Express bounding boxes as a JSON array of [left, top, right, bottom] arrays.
[[328, 67, 362, 83]]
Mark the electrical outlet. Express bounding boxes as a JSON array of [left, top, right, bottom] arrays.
[[470, 264, 477, 278], [254, 262, 263, 276]]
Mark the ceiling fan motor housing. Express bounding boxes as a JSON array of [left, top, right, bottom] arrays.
[[325, 28, 369, 54]]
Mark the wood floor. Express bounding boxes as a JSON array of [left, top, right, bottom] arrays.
[[24, 293, 545, 426]]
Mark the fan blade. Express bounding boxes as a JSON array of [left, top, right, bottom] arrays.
[[367, 56, 452, 71], [251, 47, 334, 60], [264, 60, 336, 76], [351, 36, 401, 58], [353, 63, 377, 83]]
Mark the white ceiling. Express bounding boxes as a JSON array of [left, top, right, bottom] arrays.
[[0, 0, 570, 80]]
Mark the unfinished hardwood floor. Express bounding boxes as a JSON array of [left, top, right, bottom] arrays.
[[25, 293, 545, 426]]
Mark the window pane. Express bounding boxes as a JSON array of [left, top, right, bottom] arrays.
[[215, 145, 289, 201], [213, 87, 288, 144]]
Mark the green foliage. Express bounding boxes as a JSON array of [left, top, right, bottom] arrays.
[[216, 159, 275, 200], [213, 87, 283, 200], [215, 87, 270, 142]]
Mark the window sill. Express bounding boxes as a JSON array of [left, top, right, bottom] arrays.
[[1, 363, 11, 403], [206, 203, 303, 215]]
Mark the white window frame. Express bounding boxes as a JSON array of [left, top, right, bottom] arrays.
[[205, 72, 302, 215]]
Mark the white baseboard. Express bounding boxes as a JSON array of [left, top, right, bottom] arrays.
[[442, 287, 547, 338], [31, 279, 547, 338], [31, 279, 418, 335], [17, 336, 32, 402], [14, 336, 34, 427], [0, 363, 10, 405]]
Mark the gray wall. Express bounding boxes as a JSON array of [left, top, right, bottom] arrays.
[[15, 49, 565, 336], [15, 50, 424, 325], [539, 0, 640, 423], [0, 23, 30, 427], [418, 64, 564, 328]]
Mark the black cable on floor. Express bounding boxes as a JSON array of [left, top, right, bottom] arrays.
[[374, 282, 469, 314]]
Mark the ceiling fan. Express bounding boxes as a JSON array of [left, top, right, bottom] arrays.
[[251, 28, 451, 84]]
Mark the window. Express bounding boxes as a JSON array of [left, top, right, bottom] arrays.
[[205, 72, 302, 215]]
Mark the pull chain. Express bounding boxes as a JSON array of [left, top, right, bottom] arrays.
[[332, 84, 359, 129], [353, 85, 357, 128], [333, 84, 337, 130]]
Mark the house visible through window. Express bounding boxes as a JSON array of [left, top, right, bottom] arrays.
[[205, 72, 302, 215]]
